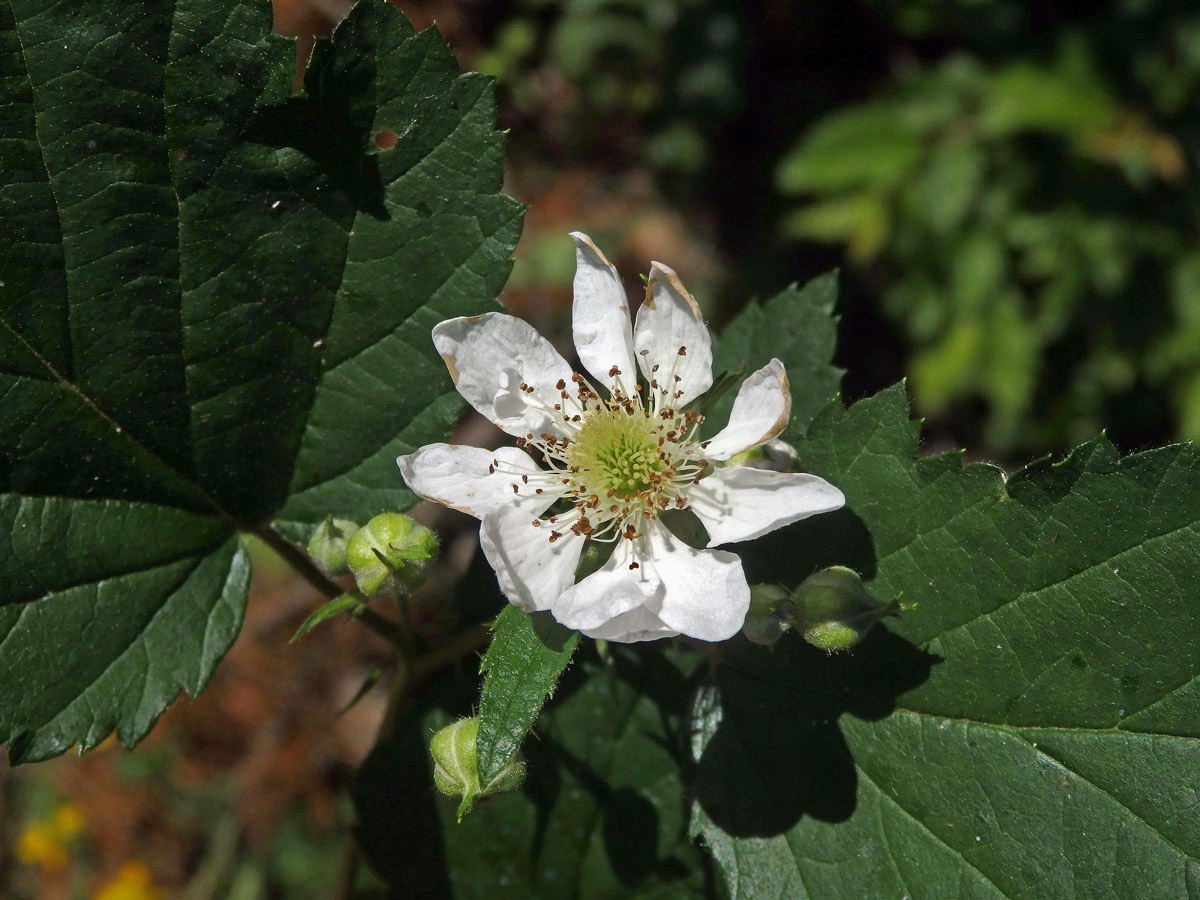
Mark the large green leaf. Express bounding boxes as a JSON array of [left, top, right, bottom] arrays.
[[355, 645, 710, 898], [692, 384, 1200, 899], [0, 0, 520, 761]]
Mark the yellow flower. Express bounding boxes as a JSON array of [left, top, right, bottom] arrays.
[[93, 861, 166, 900], [15, 802, 86, 872]]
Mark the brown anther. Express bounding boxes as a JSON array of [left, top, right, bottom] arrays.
[[622, 524, 638, 540], [606, 489, 616, 498], [488, 464, 495, 474], [629, 562, 640, 570], [519, 382, 528, 391], [696, 414, 705, 424], [548, 531, 563, 543], [521, 475, 529, 484], [571, 372, 585, 382], [532, 519, 542, 527], [554, 403, 561, 410], [535, 488, 544, 494], [675, 497, 687, 509], [556, 378, 566, 390], [700, 441, 711, 449], [678, 346, 687, 356], [572, 415, 581, 422], [609, 365, 621, 377], [674, 375, 681, 382], [512, 484, 519, 494], [640, 348, 649, 355], [652, 364, 660, 373]]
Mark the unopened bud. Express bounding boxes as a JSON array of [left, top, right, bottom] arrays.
[[345, 513, 439, 595], [307, 517, 358, 576], [742, 584, 790, 646], [786, 566, 895, 652], [430, 717, 524, 820]]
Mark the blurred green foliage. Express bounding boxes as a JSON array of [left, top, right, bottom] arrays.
[[777, 16, 1200, 452], [476, 0, 744, 173], [481, 0, 1200, 456]]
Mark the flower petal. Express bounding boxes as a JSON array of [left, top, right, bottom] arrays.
[[397, 443, 561, 520], [584, 605, 677, 643], [644, 522, 749, 641], [551, 540, 677, 642], [433, 313, 580, 439], [634, 262, 713, 407], [570, 232, 636, 391], [479, 506, 585, 612], [701, 358, 791, 461], [688, 466, 845, 546]]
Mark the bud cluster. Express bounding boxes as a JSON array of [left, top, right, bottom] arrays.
[[742, 566, 897, 652]]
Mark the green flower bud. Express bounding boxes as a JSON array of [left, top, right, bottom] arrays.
[[786, 566, 896, 652], [345, 513, 439, 595], [742, 584, 790, 647], [430, 717, 525, 820], [306, 517, 358, 576]]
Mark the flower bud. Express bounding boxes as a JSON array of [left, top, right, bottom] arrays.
[[306, 517, 358, 576], [345, 513, 438, 595], [430, 717, 524, 820], [742, 584, 790, 647], [786, 566, 895, 652]]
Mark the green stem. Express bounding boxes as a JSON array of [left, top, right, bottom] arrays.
[[248, 523, 343, 599]]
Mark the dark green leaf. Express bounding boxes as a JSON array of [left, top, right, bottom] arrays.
[[709, 274, 843, 440], [0, 0, 519, 759], [476, 607, 579, 785], [355, 646, 709, 898], [693, 384, 1200, 899]]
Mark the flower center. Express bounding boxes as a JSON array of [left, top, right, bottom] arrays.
[[507, 370, 711, 545], [566, 409, 665, 500]]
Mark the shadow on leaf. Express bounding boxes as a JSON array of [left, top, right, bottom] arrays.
[[693, 626, 937, 837], [739, 506, 878, 584]]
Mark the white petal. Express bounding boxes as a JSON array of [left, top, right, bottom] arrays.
[[479, 505, 585, 612], [634, 262, 713, 407], [432, 313, 580, 439], [570, 232, 636, 391], [644, 522, 750, 642], [584, 606, 677, 643], [688, 466, 845, 546], [551, 540, 677, 642], [701, 359, 791, 461], [552, 541, 645, 628], [397, 443, 561, 520]]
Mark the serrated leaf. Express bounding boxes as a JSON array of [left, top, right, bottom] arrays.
[[475, 606, 579, 785], [0, 0, 520, 760], [354, 645, 709, 898], [709, 273, 843, 441], [692, 383, 1200, 899]]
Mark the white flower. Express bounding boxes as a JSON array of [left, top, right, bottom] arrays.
[[397, 233, 845, 643]]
